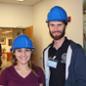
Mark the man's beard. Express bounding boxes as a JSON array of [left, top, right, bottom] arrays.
[[49, 28, 65, 40]]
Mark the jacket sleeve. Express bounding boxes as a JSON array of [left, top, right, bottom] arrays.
[[74, 46, 86, 86]]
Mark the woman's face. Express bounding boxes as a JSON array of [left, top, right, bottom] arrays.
[[14, 48, 32, 65]]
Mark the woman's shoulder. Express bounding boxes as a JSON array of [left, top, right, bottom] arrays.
[[32, 64, 43, 72], [32, 64, 45, 83], [5, 65, 14, 70], [32, 64, 44, 77], [1, 65, 14, 74]]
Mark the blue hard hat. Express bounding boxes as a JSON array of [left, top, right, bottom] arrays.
[[11, 34, 34, 51], [47, 6, 68, 22]]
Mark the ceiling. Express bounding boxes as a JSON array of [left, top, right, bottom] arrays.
[[0, 0, 43, 6]]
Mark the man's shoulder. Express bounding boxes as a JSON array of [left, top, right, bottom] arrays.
[[69, 40, 82, 49], [68, 40, 85, 54]]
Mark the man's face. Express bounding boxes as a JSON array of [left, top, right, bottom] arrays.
[[48, 21, 66, 40]]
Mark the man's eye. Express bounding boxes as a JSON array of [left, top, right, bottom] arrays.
[[57, 24, 63, 27], [50, 24, 54, 27], [25, 49, 31, 52]]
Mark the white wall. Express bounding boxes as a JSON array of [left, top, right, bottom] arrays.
[[33, 0, 83, 46], [33, 0, 83, 47], [33, 0, 83, 66], [0, 3, 33, 27], [0, 0, 83, 67]]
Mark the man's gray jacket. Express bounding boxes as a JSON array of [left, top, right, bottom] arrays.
[[43, 40, 86, 86]]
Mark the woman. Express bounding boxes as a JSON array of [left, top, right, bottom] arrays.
[[0, 34, 44, 86]]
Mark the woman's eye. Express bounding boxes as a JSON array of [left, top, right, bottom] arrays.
[[17, 49, 22, 52], [16, 49, 31, 52]]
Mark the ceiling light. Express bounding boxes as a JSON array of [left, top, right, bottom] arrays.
[[16, 0, 24, 2]]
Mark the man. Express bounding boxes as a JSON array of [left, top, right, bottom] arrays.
[[43, 6, 86, 86]]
